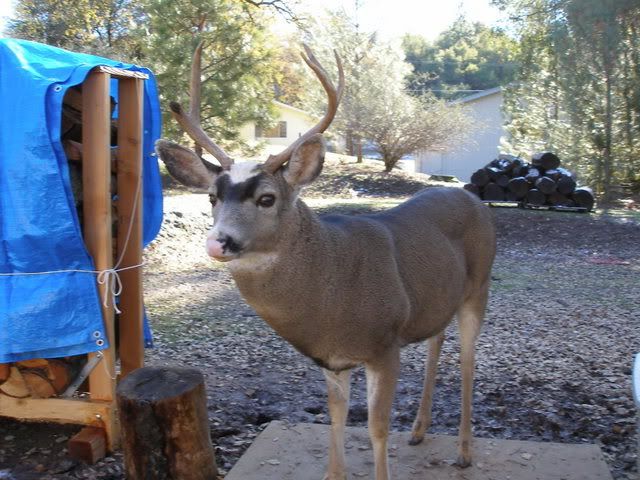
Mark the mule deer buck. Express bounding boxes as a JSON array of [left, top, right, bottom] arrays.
[[156, 43, 496, 480]]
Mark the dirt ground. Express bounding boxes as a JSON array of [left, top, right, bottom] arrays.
[[1, 157, 639, 479]]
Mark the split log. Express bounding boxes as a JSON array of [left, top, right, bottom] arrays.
[[470, 168, 490, 187], [117, 366, 218, 480], [535, 176, 557, 195], [507, 176, 530, 199], [531, 151, 560, 170], [525, 188, 546, 206], [463, 183, 480, 197], [482, 182, 506, 201], [0, 367, 30, 398], [571, 187, 595, 211]]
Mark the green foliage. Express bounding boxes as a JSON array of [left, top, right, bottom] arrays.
[[285, 8, 474, 171], [402, 18, 519, 100], [7, 0, 145, 61], [141, 0, 278, 149], [497, 0, 640, 199]]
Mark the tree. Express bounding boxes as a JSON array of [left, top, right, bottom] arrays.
[[496, 0, 640, 200], [289, 8, 474, 172], [362, 91, 473, 172], [403, 17, 519, 100], [8, 0, 145, 61], [141, 0, 279, 151]]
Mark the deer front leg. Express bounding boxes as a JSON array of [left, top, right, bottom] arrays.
[[365, 349, 400, 480], [323, 368, 352, 480], [409, 331, 445, 445]]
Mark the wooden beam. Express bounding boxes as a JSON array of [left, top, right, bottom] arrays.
[[0, 396, 111, 426], [117, 77, 145, 378], [81, 71, 119, 450]]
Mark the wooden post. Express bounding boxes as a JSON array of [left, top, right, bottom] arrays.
[[117, 77, 145, 378], [82, 70, 118, 446], [117, 367, 218, 480]]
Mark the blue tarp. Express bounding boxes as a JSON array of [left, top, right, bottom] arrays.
[[0, 39, 163, 362]]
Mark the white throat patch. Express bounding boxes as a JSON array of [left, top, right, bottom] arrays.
[[228, 161, 261, 184]]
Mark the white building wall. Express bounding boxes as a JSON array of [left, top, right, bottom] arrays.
[[416, 92, 505, 182], [239, 103, 317, 147]]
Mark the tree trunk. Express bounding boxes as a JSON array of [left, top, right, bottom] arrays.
[[117, 367, 218, 480], [355, 135, 363, 163]]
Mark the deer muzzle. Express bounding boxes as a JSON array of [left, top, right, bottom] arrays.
[[206, 233, 241, 262]]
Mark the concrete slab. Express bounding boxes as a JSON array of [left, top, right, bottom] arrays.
[[226, 421, 613, 480]]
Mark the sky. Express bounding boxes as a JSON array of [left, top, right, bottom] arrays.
[[0, 0, 506, 39], [303, 0, 507, 40]]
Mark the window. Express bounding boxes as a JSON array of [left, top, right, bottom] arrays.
[[256, 121, 287, 138]]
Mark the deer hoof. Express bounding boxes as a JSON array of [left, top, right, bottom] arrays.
[[408, 434, 424, 446], [455, 455, 472, 469], [322, 474, 347, 480]]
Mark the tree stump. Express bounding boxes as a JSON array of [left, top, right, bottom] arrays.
[[116, 367, 218, 480]]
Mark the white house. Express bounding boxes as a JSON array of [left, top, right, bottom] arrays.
[[239, 101, 319, 151], [415, 87, 506, 182]]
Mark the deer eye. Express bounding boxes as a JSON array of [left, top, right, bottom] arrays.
[[209, 194, 217, 207], [257, 194, 275, 208]]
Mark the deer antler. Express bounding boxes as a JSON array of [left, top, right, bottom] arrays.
[[263, 44, 344, 173], [170, 40, 235, 169]]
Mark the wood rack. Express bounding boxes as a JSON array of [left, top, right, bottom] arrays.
[[0, 65, 148, 453]]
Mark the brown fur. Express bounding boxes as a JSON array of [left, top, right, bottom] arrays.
[[156, 135, 496, 480]]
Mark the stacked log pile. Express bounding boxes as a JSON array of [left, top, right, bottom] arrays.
[[464, 152, 595, 211], [0, 85, 119, 399]]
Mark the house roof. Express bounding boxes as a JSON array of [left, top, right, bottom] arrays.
[[273, 100, 318, 120], [450, 87, 502, 105]]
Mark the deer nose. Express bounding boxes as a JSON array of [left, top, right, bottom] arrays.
[[206, 233, 242, 260], [206, 236, 225, 259]]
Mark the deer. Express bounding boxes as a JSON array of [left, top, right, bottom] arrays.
[[155, 43, 496, 480]]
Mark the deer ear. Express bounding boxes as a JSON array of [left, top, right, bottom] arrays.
[[155, 139, 221, 191], [283, 134, 326, 188]]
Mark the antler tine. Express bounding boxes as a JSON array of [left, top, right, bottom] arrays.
[[263, 44, 344, 173], [169, 40, 234, 169]]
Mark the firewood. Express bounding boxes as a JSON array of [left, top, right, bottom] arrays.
[[535, 176, 557, 195], [0, 367, 30, 398], [525, 167, 541, 184], [20, 369, 56, 398], [531, 151, 561, 170], [525, 189, 546, 206], [496, 174, 510, 188], [557, 175, 577, 195], [571, 187, 595, 211], [482, 182, 506, 201], [0, 364, 10, 382], [470, 169, 490, 187], [507, 177, 530, 199], [463, 183, 480, 197]]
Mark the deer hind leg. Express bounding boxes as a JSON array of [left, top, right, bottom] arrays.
[[409, 330, 445, 445], [365, 349, 400, 480], [323, 368, 352, 480], [456, 285, 488, 468]]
